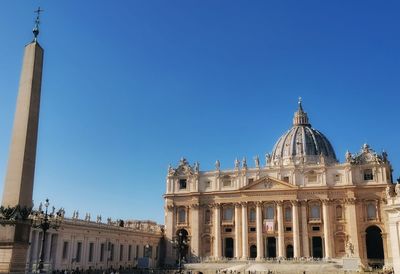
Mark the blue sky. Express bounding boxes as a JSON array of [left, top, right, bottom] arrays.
[[0, 1, 399, 224]]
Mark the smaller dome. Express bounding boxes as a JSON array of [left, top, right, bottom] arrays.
[[270, 99, 337, 166]]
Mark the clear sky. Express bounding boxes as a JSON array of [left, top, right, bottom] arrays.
[[0, 1, 399, 224]]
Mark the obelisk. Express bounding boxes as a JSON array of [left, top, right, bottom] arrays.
[[0, 8, 44, 273]]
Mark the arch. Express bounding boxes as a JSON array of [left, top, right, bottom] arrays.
[[249, 245, 257, 259], [176, 229, 189, 260], [286, 244, 294, 258], [365, 225, 384, 267]]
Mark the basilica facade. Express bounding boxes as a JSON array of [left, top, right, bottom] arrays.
[[164, 101, 394, 269]]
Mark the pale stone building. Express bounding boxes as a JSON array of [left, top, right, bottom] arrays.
[[164, 101, 395, 270], [384, 183, 400, 273], [26, 217, 164, 272]]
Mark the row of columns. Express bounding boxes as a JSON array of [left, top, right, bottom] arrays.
[[212, 200, 333, 259]]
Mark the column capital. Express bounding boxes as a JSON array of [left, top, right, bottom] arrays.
[[190, 203, 200, 209], [300, 200, 308, 206], [234, 202, 241, 208], [210, 203, 221, 209], [322, 199, 333, 205], [240, 201, 248, 208], [255, 201, 263, 207], [275, 200, 284, 206], [291, 200, 300, 207], [344, 198, 356, 205]]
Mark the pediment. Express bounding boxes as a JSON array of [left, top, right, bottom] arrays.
[[240, 176, 297, 191]]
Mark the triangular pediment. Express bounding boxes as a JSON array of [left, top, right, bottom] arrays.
[[240, 176, 297, 191]]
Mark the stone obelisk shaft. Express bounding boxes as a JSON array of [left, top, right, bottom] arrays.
[[2, 41, 43, 208], [0, 41, 43, 273]]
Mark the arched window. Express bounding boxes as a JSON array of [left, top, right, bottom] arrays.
[[336, 205, 343, 220], [367, 203, 376, 220], [265, 206, 275, 220], [310, 204, 320, 220], [223, 207, 233, 221], [249, 208, 256, 222], [204, 209, 211, 224], [178, 208, 186, 223], [285, 207, 292, 221]]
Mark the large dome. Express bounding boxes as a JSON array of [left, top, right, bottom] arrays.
[[270, 100, 337, 166]]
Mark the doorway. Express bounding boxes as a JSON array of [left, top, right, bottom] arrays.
[[224, 238, 234, 258], [266, 237, 276, 258], [312, 237, 323, 258], [286, 244, 294, 258], [249, 245, 257, 258], [366, 226, 384, 267]]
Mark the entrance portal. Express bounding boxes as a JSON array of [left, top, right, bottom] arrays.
[[312, 237, 323, 258], [224, 238, 234, 258], [266, 237, 276, 258], [176, 229, 189, 259], [286, 244, 294, 258], [366, 226, 384, 267], [250, 245, 257, 258]]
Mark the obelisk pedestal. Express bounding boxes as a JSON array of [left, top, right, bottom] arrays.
[[0, 41, 44, 273]]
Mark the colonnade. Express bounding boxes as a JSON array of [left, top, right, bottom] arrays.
[[210, 200, 333, 260]]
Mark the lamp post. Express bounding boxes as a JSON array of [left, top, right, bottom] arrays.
[[31, 198, 64, 273], [171, 231, 189, 273]]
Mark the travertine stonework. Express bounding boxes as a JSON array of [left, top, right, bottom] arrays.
[[25, 217, 163, 272], [164, 101, 394, 270]]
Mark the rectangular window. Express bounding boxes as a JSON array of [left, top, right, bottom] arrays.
[[100, 243, 105, 262], [249, 227, 256, 232], [225, 228, 232, 233], [249, 208, 256, 222], [312, 226, 320, 231], [120, 245, 124, 261], [310, 205, 321, 220], [265, 206, 275, 219], [128, 245, 132, 261], [223, 180, 231, 187], [308, 175, 317, 182], [88, 243, 94, 262], [76, 242, 82, 263], [285, 226, 292, 232], [285, 207, 292, 221], [179, 179, 187, 189], [248, 178, 254, 184], [283, 176, 289, 183], [223, 207, 233, 221], [364, 169, 374, 181], [155, 246, 158, 260], [62, 242, 69, 260], [135, 245, 139, 259]]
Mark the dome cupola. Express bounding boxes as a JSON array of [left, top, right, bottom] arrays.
[[270, 98, 337, 166]]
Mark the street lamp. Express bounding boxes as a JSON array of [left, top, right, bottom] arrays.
[[31, 198, 64, 273], [170, 231, 190, 273]]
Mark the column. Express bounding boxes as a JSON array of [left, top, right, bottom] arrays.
[[45, 232, 52, 263], [292, 201, 300, 258], [300, 201, 310, 257], [241, 202, 248, 259], [388, 221, 400, 274], [190, 204, 200, 257], [277, 201, 285, 258], [213, 204, 221, 259], [234, 203, 241, 259], [256, 202, 264, 259], [322, 200, 332, 258], [345, 198, 360, 257]]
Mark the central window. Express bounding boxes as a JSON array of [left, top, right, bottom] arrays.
[[179, 179, 187, 189], [223, 207, 233, 221], [364, 169, 374, 181]]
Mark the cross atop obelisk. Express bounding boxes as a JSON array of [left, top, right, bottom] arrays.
[[0, 8, 45, 273], [33, 7, 44, 42]]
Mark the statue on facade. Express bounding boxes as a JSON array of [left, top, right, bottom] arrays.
[[345, 150, 352, 163], [38, 202, 43, 212], [265, 153, 272, 166], [215, 160, 220, 170], [254, 155, 260, 168], [85, 213, 91, 222], [395, 183, 400, 196], [234, 158, 240, 169], [96, 215, 102, 223], [242, 157, 247, 169], [386, 185, 395, 198], [107, 217, 112, 225], [194, 161, 199, 173], [345, 237, 354, 257], [168, 164, 175, 176], [382, 150, 388, 162]]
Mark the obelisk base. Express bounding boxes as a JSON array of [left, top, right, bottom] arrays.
[[0, 223, 31, 273]]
